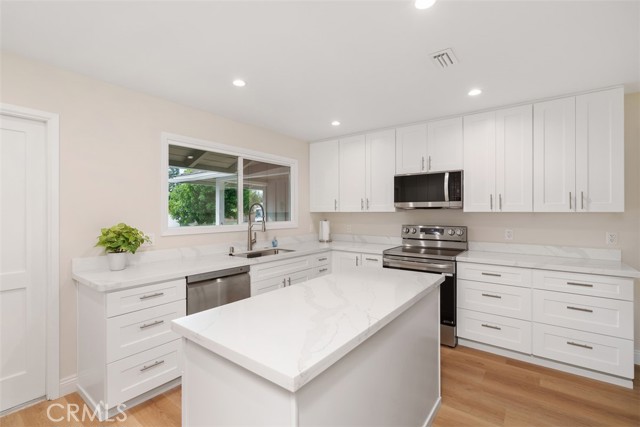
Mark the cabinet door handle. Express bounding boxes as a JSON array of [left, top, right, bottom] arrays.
[[481, 323, 501, 331], [567, 341, 593, 350], [569, 191, 572, 210], [334, 199, 338, 211], [364, 257, 378, 262], [139, 320, 164, 329], [567, 281, 593, 288], [361, 198, 364, 210], [421, 156, 425, 171], [282, 278, 286, 287], [490, 194, 493, 211], [287, 277, 292, 287], [355, 257, 359, 267], [140, 360, 165, 372], [482, 293, 502, 299], [481, 272, 502, 277], [581, 191, 584, 210], [428, 155, 432, 171], [567, 306, 593, 313], [499, 194, 502, 211], [319, 268, 328, 273], [366, 198, 370, 210], [139, 292, 164, 300]]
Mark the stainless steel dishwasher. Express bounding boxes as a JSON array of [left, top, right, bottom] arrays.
[[186, 265, 251, 315]]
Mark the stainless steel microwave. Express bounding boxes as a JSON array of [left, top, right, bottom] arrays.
[[394, 171, 463, 209]]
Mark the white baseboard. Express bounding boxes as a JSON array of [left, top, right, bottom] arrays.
[[635, 349, 640, 365], [59, 374, 77, 397]]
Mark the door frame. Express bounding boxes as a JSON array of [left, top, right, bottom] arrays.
[[1, 103, 60, 400]]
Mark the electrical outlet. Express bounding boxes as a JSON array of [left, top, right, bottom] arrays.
[[605, 232, 618, 246], [504, 229, 514, 241], [345, 224, 352, 234]]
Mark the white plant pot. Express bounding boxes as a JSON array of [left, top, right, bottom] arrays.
[[107, 252, 127, 271]]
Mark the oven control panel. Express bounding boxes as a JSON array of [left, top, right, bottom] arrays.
[[401, 225, 467, 242]]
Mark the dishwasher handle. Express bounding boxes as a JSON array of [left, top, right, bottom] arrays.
[[187, 265, 250, 284]]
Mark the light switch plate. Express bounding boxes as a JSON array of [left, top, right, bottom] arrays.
[[606, 232, 618, 246], [504, 229, 514, 241]]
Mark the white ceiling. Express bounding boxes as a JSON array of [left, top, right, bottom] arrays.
[[1, 1, 639, 141]]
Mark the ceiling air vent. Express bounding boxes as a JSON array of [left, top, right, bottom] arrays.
[[431, 48, 458, 69]]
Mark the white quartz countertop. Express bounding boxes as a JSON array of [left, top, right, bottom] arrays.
[[457, 250, 640, 278], [171, 268, 443, 392], [72, 240, 396, 292]]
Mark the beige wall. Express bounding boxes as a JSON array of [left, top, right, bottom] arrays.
[[313, 93, 640, 352], [1, 51, 312, 380]]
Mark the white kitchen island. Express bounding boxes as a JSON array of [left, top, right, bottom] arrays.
[[172, 268, 444, 427]]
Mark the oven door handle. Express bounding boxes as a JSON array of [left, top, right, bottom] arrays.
[[383, 257, 455, 274]]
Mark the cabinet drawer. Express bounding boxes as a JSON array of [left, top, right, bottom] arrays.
[[106, 339, 182, 406], [106, 300, 186, 363], [458, 308, 531, 354], [532, 270, 633, 301], [458, 263, 532, 287], [361, 254, 383, 269], [315, 264, 331, 277], [250, 256, 313, 281], [106, 279, 186, 317], [313, 253, 331, 266], [533, 323, 634, 378], [532, 290, 633, 339], [458, 280, 531, 320]]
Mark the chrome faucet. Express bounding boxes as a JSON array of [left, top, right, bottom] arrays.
[[247, 203, 266, 251]]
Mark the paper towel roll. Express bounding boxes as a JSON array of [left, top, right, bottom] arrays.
[[319, 220, 331, 242]]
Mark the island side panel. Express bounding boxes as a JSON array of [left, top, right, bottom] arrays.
[[181, 338, 295, 427], [296, 286, 441, 427]]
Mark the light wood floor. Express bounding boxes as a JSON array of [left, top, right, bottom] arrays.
[[2, 346, 638, 427]]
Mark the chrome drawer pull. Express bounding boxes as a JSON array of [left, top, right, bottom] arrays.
[[140, 360, 165, 372], [319, 268, 328, 273], [287, 277, 292, 286], [567, 341, 593, 350], [481, 272, 502, 277], [282, 278, 286, 287], [365, 258, 378, 262], [482, 293, 502, 299], [318, 257, 327, 262], [566, 281, 593, 288], [567, 306, 593, 313], [139, 292, 164, 300], [481, 323, 501, 330], [139, 320, 164, 329]]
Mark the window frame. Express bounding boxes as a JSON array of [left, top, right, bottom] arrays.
[[161, 132, 298, 236]]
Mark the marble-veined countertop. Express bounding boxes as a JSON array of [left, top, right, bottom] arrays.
[[171, 268, 443, 392]]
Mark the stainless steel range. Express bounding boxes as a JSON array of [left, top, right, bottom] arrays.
[[382, 225, 468, 347]]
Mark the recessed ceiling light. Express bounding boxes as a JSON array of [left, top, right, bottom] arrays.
[[232, 79, 246, 87], [331, 121, 341, 126], [187, 155, 194, 160], [468, 88, 482, 97], [415, 0, 437, 10]]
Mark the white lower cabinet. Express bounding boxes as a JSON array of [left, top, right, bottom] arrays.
[[250, 253, 332, 296], [457, 261, 635, 386], [77, 278, 186, 420], [331, 251, 382, 273]]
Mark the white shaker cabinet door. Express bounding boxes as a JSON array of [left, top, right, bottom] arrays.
[[310, 140, 340, 212], [331, 251, 361, 274], [463, 111, 496, 212], [395, 124, 427, 174], [495, 105, 533, 212], [339, 135, 367, 212], [533, 97, 576, 212], [426, 117, 463, 172], [575, 87, 624, 212], [366, 129, 396, 212]]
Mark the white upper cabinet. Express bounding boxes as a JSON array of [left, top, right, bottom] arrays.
[[575, 87, 624, 212], [496, 105, 533, 212], [464, 106, 532, 212], [395, 119, 463, 174], [534, 87, 623, 212], [365, 130, 396, 212], [427, 117, 463, 172], [463, 111, 496, 212], [533, 97, 576, 212], [310, 140, 340, 212], [339, 135, 367, 212], [395, 124, 427, 174]]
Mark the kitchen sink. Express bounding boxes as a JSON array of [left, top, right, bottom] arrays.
[[232, 248, 295, 258]]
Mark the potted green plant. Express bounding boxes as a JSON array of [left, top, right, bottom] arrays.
[[96, 223, 151, 271]]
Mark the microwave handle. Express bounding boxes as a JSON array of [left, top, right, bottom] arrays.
[[444, 172, 449, 202]]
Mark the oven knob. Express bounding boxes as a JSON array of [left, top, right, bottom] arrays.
[[456, 228, 464, 236], [403, 227, 410, 234], [411, 228, 417, 234], [447, 229, 455, 236]]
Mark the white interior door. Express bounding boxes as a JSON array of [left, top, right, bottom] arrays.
[[0, 114, 47, 412]]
